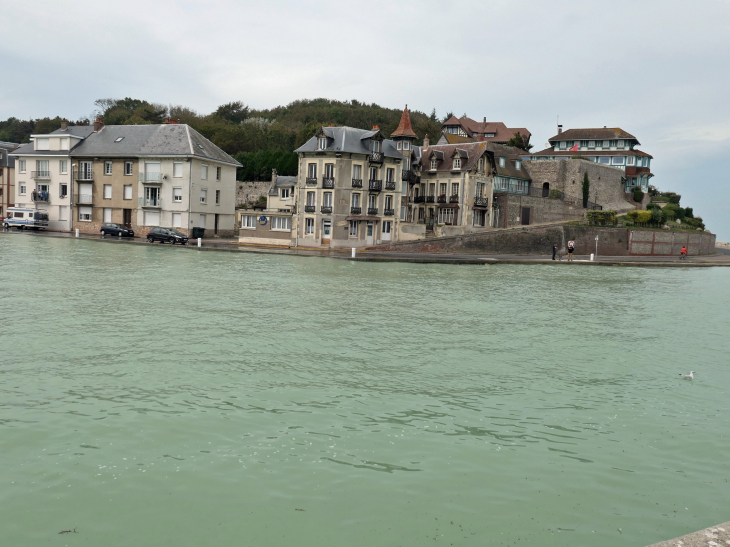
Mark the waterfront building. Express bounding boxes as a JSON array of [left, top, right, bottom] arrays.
[[530, 126, 653, 192], [10, 123, 93, 231], [437, 115, 531, 146], [293, 121, 406, 248], [69, 119, 241, 237], [0, 141, 20, 220], [238, 170, 296, 246]]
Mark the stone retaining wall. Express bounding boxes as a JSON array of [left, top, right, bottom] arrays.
[[236, 181, 271, 207]]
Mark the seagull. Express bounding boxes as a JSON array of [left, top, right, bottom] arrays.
[[679, 371, 695, 380]]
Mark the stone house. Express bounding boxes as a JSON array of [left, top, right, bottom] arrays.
[[0, 141, 19, 220], [70, 119, 241, 237]]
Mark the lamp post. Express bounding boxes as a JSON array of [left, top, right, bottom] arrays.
[[595, 235, 599, 258]]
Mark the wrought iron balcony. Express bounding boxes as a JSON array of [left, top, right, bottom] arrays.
[[31, 190, 50, 202], [413, 195, 425, 203], [322, 177, 335, 189], [449, 195, 459, 203], [383, 209, 395, 216], [350, 206, 361, 215], [385, 180, 396, 191], [74, 193, 93, 204], [437, 195, 446, 203], [351, 178, 363, 188], [367, 207, 378, 216], [368, 180, 382, 192], [304, 205, 316, 213], [74, 169, 93, 181], [369, 151, 384, 163], [402, 169, 417, 183], [31, 171, 50, 180], [305, 177, 318, 185], [425, 196, 435, 203], [320, 205, 332, 214], [138, 197, 162, 208], [138, 172, 163, 183], [474, 197, 489, 207]]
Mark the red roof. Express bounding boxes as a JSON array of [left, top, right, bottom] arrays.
[[441, 116, 530, 142], [391, 105, 417, 138]]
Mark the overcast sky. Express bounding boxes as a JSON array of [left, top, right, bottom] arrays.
[[2, 0, 728, 239]]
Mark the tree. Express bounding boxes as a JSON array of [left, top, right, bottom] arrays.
[[582, 172, 590, 208], [214, 101, 249, 124], [506, 131, 533, 151]]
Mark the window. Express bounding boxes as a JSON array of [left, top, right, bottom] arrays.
[[559, 141, 566, 150], [104, 161, 112, 175], [438, 207, 455, 224], [603, 140, 610, 148], [216, 166, 221, 181], [173, 162, 182, 178], [172, 213, 182, 228], [351, 193, 360, 207], [59, 183, 68, 198], [386, 168, 394, 182], [280, 188, 290, 199], [396, 141, 402, 150], [385, 195, 392, 210], [103, 208, 112, 223], [627, 156, 635, 166], [353, 164, 361, 180], [323, 192, 332, 206], [58, 206, 68, 221], [516, 160, 522, 170], [201, 165, 208, 180], [124, 162, 133, 175], [588, 140, 595, 149], [19, 184, 26, 194], [60, 138, 69, 150], [36, 138, 50, 150], [646, 158, 651, 168], [103, 184, 112, 199], [306, 191, 315, 206], [429, 183, 435, 196], [144, 210, 160, 226], [307, 163, 317, 179], [439, 183, 447, 196], [349, 220, 358, 237], [241, 215, 256, 228], [114, 136, 124, 143], [173, 187, 182, 202], [478, 157, 484, 171], [215, 190, 220, 204], [19, 160, 26, 172], [612, 157, 625, 165], [617, 140, 624, 148], [473, 209, 486, 227], [369, 166, 378, 180], [78, 206, 92, 221], [200, 189, 207, 203], [453, 157, 461, 169], [599, 157, 610, 164], [124, 185, 133, 200], [370, 140, 380, 153], [401, 181, 407, 194], [271, 216, 291, 231], [403, 141, 410, 150], [199, 214, 206, 228], [324, 163, 334, 177], [59, 160, 68, 174], [451, 183, 459, 196], [400, 206, 406, 220], [499, 157, 505, 168], [318, 137, 327, 150], [368, 194, 376, 209], [430, 158, 437, 170], [305, 217, 314, 235]]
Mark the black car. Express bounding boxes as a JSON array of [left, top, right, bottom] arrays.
[[146, 227, 189, 245], [100, 223, 135, 237]]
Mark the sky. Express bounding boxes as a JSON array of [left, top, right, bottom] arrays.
[[2, 0, 729, 239]]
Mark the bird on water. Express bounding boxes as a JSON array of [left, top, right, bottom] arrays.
[[679, 371, 695, 380]]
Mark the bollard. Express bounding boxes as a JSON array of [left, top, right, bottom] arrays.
[[118, 233, 121, 239], [75, 228, 79, 238], [590, 253, 594, 261], [351, 247, 356, 258], [197, 237, 202, 248]]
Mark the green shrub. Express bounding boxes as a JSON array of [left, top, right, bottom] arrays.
[[662, 192, 681, 204], [684, 207, 694, 218], [685, 217, 705, 230], [626, 210, 638, 221], [548, 189, 563, 199], [651, 207, 665, 225], [647, 203, 660, 211], [586, 210, 617, 226], [663, 204, 685, 221], [663, 207, 676, 220], [633, 187, 645, 203]]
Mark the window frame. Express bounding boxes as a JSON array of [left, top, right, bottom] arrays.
[[59, 160, 68, 174], [201, 164, 208, 180], [349, 220, 358, 237], [173, 187, 183, 202], [241, 214, 257, 229], [173, 162, 183, 178], [124, 162, 133, 176], [103, 184, 112, 199], [305, 217, 315, 235], [104, 161, 113, 175], [215, 189, 220, 205], [200, 188, 207, 204], [123, 185, 133, 200]]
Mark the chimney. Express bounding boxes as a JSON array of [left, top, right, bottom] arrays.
[[61, 119, 68, 131], [557, 124, 563, 134], [483, 117, 486, 123], [94, 117, 104, 132], [373, 125, 379, 130], [423, 134, 429, 149], [271, 168, 277, 184], [163, 117, 179, 124]]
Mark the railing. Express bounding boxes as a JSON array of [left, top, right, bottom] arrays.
[[369, 151, 384, 163], [305, 177, 317, 185], [425, 196, 435, 203], [304, 205, 316, 213], [138, 197, 162, 208], [74, 193, 93, 204], [322, 177, 335, 189], [74, 168, 93, 181], [474, 197, 489, 207], [437, 195, 446, 203], [369, 180, 382, 192], [138, 172, 163, 183], [384, 209, 394, 216], [31, 191, 50, 202], [385, 180, 396, 191], [367, 207, 378, 216], [351, 178, 363, 188], [31, 171, 50, 180], [402, 169, 418, 184], [350, 206, 361, 215], [413, 196, 425, 203], [320, 205, 332, 214]]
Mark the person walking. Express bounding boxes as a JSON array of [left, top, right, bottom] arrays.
[[680, 246, 687, 260], [552, 243, 557, 260], [567, 240, 575, 262]]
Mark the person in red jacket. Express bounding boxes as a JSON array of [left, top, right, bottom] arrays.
[[680, 246, 687, 260]]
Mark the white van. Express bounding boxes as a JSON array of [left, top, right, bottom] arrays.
[[3, 207, 49, 230]]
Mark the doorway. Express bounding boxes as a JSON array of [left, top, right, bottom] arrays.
[[382, 221, 392, 241], [366, 221, 374, 245], [521, 207, 530, 225], [322, 220, 331, 245], [144, 186, 159, 206], [214, 213, 219, 236], [542, 182, 550, 197], [123, 209, 132, 228]]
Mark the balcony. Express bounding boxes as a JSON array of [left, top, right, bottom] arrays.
[[138, 197, 162, 208], [74, 169, 93, 181], [474, 197, 489, 207], [304, 205, 316, 213], [437, 195, 446, 203], [351, 178, 363, 188], [74, 193, 93, 204], [385, 180, 396, 191], [138, 172, 163, 183], [320, 205, 332, 214], [449, 195, 459, 203], [31, 171, 50, 180], [383, 209, 395, 216], [31, 190, 50, 202], [425, 196, 435, 203], [413, 195, 425, 203], [368, 180, 382, 192], [369, 151, 384, 163], [402, 169, 417, 183], [350, 206, 362, 215], [305, 177, 318, 186], [322, 177, 335, 189], [367, 207, 378, 216]]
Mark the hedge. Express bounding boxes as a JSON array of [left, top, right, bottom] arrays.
[[586, 210, 617, 225], [627, 210, 652, 223]]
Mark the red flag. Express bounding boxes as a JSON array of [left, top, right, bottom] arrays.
[[569, 143, 579, 152]]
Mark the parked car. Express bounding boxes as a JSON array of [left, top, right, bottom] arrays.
[[100, 223, 134, 237], [146, 227, 189, 245]]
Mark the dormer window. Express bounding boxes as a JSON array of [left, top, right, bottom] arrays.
[[617, 139, 624, 148], [60, 137, 69, 150], [318, 137, 327, 150], [485, 133, 495, 138], [603, 140, 610, 148], [478, 157, 484, 171], [36, 138, 50, 151], [588, 140, 595, 149], [430, 158, 437, 170], [559, 141, 566, 150], [371, 140, 381, 153], [515, 160, 522, 170], [453, 158, 461, 170], [499, 157, 505, 168]]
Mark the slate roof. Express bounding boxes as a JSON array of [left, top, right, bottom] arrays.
[[11, 143, 75, 156], [531, 147, 653, 159], [487, 143, 532, 180], [11, 127, 94, 157], [0, 148, 15, 167], [391, 106, 418, 138], [548, 128, 638, 143], [419, 142, 487, 172], [295, 126, 405, 160], [50, 126, 95, 138], [70, 124, 241, 166]]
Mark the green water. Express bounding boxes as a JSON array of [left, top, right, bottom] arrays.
[[1, 235, 729, 547]]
